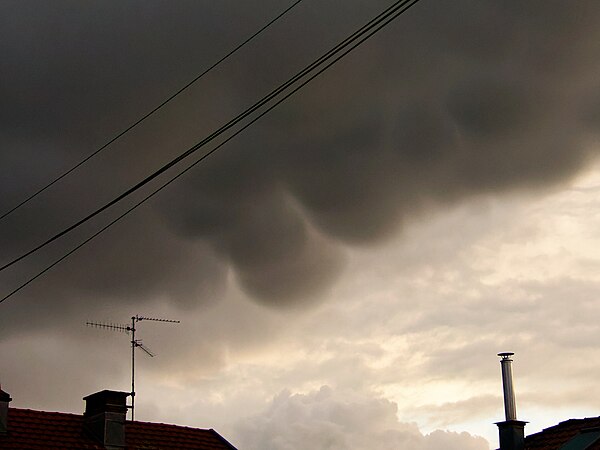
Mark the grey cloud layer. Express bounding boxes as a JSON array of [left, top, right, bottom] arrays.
[[1, 1, 600, 314]]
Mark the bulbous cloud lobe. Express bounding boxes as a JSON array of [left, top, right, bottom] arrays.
[[1, 0, 600, 310]]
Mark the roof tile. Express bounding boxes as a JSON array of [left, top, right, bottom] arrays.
[[525, 417, 600, 450], [1, 408, 237, 449]]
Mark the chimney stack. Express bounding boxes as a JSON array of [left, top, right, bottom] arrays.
[[0, 387, 12, 434], [496, 352, 527, 450], [83, 390, 129, 449]]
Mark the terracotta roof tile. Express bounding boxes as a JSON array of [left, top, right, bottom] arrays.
[[1, 408, 237, 449], [525, 416, 600, 450]]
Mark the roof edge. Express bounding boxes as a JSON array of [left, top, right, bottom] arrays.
[[209, 428, 239, 450]]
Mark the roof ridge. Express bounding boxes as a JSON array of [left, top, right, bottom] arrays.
[[128, 419, 213, 430], [530, 416, 600, 432], [10, 406, 83, 417], [555, 417, 600, 426]]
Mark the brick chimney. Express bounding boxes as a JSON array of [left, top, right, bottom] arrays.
[[83, 390, 129, 449], [0, 387, 11, 433], [496, 352, 527, 450]]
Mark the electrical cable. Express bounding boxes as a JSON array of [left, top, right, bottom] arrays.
[[0, 0, 418, 273], [0, 0, 421, 303], [0, 0, 305, 222]]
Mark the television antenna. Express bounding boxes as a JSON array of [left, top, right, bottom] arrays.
[[86, 314, 180, 420]]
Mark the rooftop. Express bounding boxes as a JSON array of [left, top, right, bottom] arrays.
[[2, 407, 238, 450], [524, 417, 600, 450]]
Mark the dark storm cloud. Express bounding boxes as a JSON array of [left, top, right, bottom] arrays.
[[1, 0, 600, 317]]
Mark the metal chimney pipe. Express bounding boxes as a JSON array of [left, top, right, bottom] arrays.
[[498, 352, 517, 421], [496, 352, 526, 450]]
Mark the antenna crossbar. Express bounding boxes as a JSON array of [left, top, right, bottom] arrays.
[[135, 341, 155, 358], [86, 321, 131, 333], [136, 316, 181, 323]]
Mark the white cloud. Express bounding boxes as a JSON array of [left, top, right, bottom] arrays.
[[234, 386, 489, 450]]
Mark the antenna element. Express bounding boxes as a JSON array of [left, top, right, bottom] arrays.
[[86, 314, 180, 420]]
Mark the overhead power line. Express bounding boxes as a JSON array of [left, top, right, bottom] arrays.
[[0, 0, 305, 223], [0, 0, 418, 274], [0, 0, 421, 304]]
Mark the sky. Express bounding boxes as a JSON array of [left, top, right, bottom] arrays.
[[1, 1, 600, 448]]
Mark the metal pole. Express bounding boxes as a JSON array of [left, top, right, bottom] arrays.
[[131, 315, 136, 421]]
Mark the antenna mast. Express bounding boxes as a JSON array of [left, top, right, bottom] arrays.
[[86, 314, 180, 420]]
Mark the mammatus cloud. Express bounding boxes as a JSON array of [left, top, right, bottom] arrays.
[[235, 386, 489, 450], [1, 4, 600, 448], [1, 1, 600, 311]]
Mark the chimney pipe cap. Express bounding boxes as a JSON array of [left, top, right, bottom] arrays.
[[498, 352, 514, 360]]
